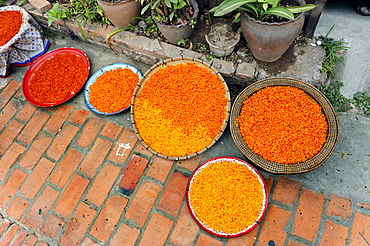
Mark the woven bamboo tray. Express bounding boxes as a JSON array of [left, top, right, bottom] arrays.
[[131, 57, 231, 160], [230, 77, 339, 174]]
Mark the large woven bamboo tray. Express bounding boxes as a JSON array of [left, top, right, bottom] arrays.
[[230, 77, 339, 174], [131, 57, 231, 160]]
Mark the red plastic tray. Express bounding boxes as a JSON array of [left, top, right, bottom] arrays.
[[186, 156, 268, 238], [22, 47, 90, 107]]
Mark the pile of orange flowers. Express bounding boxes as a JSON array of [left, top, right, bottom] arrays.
[[89, 68, 139, 113], [189, 160, 265, 234], [238, 86, 328, 164], [133, 62, 228, 157], [28, 53, 87, 103], [0, 10, 22, 46]]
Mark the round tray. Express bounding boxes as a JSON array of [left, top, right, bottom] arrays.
[[84, 63, 142, 115], [186, 156, 268, 238], [22, 47, 90, 107], [131, 57, 231, 160], [230, 77, 339, 174]]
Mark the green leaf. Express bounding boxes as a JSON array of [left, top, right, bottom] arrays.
[[141, 4, 151, 15], [165, 0, 172, 8], [237, 3, 259, 18], [213, 0, 256, 16], [261, 6, 294, 20], [287, 4, 316, 13]]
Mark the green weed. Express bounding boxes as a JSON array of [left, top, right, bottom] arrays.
[[351, 92, 370, 115], [319, 81, 352, 112], [320, 25, 349, 78]]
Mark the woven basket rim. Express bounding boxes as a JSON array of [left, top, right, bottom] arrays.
[[230, 77, 339, 174], [131, 57, 231, 160]]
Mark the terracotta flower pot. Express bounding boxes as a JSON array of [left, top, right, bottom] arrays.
[[98, 0, 141, 28], [240, 0, 306, 62], [152, 0, 199, 44], [205, 23, 240, 57]]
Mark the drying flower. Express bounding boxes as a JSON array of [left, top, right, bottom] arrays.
[[28, 52, 87, 104], [238, 86, 328, 164], [0, 10, 22, 46], [133, 62, 228, 157], [89, 68, 139, 113], [189, 160, 265, 235]]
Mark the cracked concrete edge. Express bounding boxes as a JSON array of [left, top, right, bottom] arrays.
[[25, 2, 326, 88], [25, 3, 256, 86]]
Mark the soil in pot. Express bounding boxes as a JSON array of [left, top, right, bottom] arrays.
[[205, 23, 240, 57]]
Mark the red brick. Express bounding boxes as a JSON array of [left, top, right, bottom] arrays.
[[108, 127, 138, 164], [0, 100, 19, 131], [157, 171, 188, 217], [264, 176, 274, 194], [19, 134, 52, 170], [15, 102, 37, 122], [0, 169, 27, 207], [6, 196, 30, 220], [125, 181, 162, 227], [147, 157, 173, 183], [0, 80, 21, 108], [49, 149, 83, 188], [272, 176, 300, 204], [23, 235, 38, 245], [227, 228, 258, 246], [349, 211, 370, 245], [0, 120, 24, 155], [81, 237, 100, 245], [257, 204, 292, 246], [68, 109, 90, 125], [17, 111, 49, 145], [85, 163, 121, 207], [170, 205, 199, 246], [139, 213, 173, 246], [326, 194, 352, 221], [28, 0, 51, 12], [292, 188, 325, 242], [101, 122, 123, 140], [196, 233, 222, 246], [0, 219, 10, 236], [22, 186, 60, 230], [117, 154, 149, 196], [12, 229, 28, 246], [90, 196, 128, 242], [54, 174, 90, 219], [0, 142, 26, 180], [76, 116, 106, 148], [78, 138, 112, 177], [357, 202, 370, 210], [46, 124, 79, 161], [0, 224, 20, 245], [134, 142, 154, 157], [318, 220, 348, 246], [19, 158, 55, 199], [37, 242, 49, 246], [110, 224, 140, 246], [59, 202, 97, 246], [177, 155, 202, 171], [44, 104, 74, 134], [40, 214, 65, 238]]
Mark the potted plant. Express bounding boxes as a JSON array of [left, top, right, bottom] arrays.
[[139, 0, 199, 44], [97, 0, 142, 28], [210, 0, 316, 62]]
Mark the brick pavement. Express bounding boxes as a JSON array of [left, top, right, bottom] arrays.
[[0, 76, 370, 245]]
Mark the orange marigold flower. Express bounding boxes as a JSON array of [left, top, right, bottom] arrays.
[[133, 62, 228, 157], [0, 10, 22, 46], [238, 86, 328, 164], [28, 53, 87, 104], [89, 68, 139, 114], [188, 159, 266, 235]]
